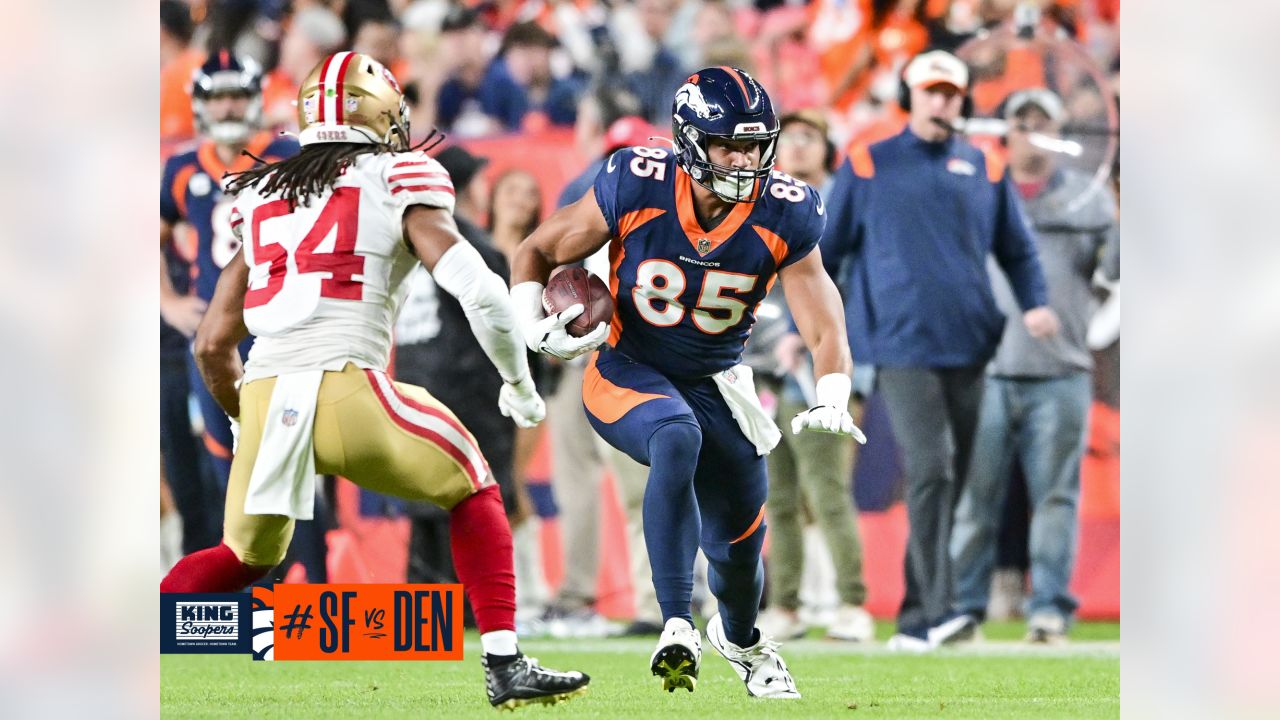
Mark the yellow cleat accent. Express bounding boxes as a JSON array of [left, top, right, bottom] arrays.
[[654, 657, 697, 693], [494, 685, 590, 711]]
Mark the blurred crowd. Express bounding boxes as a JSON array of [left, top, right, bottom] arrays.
[[162, 0, 1119, 154], [160, 0, 1121, 644]]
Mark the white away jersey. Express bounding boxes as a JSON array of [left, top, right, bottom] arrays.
[[233, 150, 455, 381]]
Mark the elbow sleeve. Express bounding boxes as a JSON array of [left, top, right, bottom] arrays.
[[431, 242, 528, 382]]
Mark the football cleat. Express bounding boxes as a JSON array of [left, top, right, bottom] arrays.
[[649, 618, 701, 693], [706, 613, 800, 699], [482, 654, 589, 711]]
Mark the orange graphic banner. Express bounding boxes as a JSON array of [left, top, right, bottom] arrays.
[[270, 584, 464, 661]]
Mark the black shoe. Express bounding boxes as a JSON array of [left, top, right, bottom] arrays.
[[483, 653, 590, 710]]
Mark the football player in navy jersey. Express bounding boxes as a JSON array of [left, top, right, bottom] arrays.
[[511, 67, 865, 698], [160, 51, 299, 489]]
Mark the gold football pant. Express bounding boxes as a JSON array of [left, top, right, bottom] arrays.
[[224, 363, 490, 566]]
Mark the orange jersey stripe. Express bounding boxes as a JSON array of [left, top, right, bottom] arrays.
[[196, 132, 275, 182], [618, 207, 666, 240], [203, 431, 232, 460], [611, 208, 666, 345], [752, 225, 789, 268], [582, 352, 669, 424], [171, 164, 197, 219]]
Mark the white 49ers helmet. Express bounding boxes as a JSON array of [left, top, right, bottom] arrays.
[[297, 51, 410, 150]]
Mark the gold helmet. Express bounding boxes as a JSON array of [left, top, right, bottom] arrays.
[[297, 51, 409, 149]]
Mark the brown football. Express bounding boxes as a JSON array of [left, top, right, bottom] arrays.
[[542, 266, 614, 338]]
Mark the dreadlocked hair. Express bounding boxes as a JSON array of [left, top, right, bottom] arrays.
[[225, 128, 445, 207]]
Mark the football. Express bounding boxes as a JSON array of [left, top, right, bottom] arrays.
[[542, 266, 614, 338]]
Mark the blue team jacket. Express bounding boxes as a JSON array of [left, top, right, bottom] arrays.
[[822, 127, 1047, 369]]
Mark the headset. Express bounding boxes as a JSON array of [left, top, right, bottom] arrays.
[[897, 50, 975, 119]]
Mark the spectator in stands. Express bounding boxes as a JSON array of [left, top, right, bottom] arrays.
[[615, 0, 691, 128], [436, 6, 525, 136], [393, 145, 519, 599], [488, 170, 543, 264], [160, 0, 202, 152], [821, 49, 1057, 651], [262, 5, 347, 130], [759, 110, 874, 644], [950, 88, 1118, 645], [352, 13, 403, 73], [498, 22, 582, 129], [543, 91, 665, 637]]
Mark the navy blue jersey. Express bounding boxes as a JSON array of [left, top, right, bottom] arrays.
[[160, 133, 298, 301], [593, 146, 824, 378]]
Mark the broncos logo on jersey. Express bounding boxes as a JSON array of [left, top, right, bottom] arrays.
[[674, 83, 719, 121]]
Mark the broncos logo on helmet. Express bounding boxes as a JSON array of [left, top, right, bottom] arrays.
[[674, 83, 719, 121], [671, 67, 779, 203]]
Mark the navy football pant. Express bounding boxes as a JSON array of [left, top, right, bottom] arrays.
[[583, 348, 765, 647]]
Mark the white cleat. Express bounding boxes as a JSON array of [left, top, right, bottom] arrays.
[[706, 613, 801, 699], [649, 618, 701, 693]]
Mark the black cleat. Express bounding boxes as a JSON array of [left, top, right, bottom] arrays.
[[483, 654, 590, 711]]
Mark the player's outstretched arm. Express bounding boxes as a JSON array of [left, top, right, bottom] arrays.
[[194, 247, 250, 420], [509, 192, 613, 359], [779, 250, 866, 443], [404, 205, 545, 428]]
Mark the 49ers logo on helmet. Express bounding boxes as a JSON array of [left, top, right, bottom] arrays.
[[380, 66, 401, 93]]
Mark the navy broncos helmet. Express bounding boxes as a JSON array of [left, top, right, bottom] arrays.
[[671, 67, 779, 203], [191, 49, 263, 145]]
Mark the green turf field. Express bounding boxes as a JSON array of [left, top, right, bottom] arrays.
[[161, 621, 1119, 719]]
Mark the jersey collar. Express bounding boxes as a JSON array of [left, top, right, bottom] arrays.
[[197, 132, 275, 185], [674, 168, 757, 256]]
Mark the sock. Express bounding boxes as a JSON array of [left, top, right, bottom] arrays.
[[481, 629, 519, 659], [450, 485, 516, 633], [160, 542, 272, 592], [641, 421, 703, 625]]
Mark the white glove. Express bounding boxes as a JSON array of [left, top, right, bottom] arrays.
[[790, 373, 867, 444], [511, 281, 609, 360], [498, 375, 547, 428], [228, 416, 241, 453], [528, 304, 609, 360]]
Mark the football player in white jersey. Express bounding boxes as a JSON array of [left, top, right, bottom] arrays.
[[159, 52, 593, 710]]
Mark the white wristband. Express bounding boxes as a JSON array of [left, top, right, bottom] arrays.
[[815, 373, 852, 409], [510, 281, 547, 326]]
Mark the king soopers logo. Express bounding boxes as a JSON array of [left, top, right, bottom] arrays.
[[176, 601, 239, 641]]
